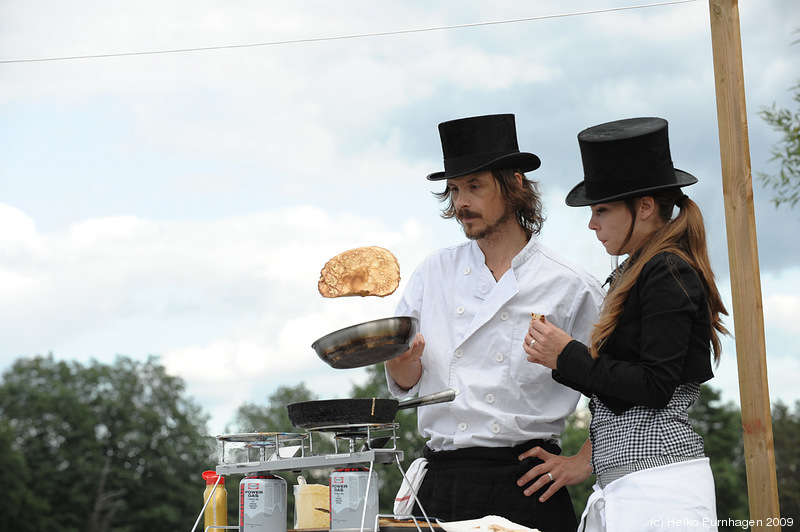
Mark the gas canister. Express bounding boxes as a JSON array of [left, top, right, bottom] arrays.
[[329, 468, 379, 531], [239, 474, 287, 532]]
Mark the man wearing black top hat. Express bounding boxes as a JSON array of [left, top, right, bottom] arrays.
[[385, 114, 605, 531]]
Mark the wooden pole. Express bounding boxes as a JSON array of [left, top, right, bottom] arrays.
[[707, 1, 781, 528]]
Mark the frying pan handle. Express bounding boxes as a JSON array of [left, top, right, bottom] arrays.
[[397, 388, 456, 410]]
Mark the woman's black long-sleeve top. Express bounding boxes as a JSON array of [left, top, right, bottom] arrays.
[[553, 251, 714, 415]]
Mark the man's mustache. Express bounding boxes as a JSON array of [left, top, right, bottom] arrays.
[[457, 209, 481, 221]]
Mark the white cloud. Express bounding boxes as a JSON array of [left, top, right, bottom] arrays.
[[0, 202, 444, 432], [2, 0, 800, 436], [0, 204, 37, 244], [763, 272, 800, 334], [709, 268, 800, 413]]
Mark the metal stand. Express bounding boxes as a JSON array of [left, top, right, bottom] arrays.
[[205, 424, 435, 532], [215, 424, 402, 475]]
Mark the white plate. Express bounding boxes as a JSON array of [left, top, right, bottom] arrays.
[[438, 515, 540, 532]]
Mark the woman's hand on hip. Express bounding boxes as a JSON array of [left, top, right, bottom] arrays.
[[517, 440, 593, 502]]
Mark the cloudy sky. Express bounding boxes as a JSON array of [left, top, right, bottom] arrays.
[[1, 0, 799, 435]]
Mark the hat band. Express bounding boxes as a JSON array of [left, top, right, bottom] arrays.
[[584, 164, 677, 200], [443, 150, 517, 177]]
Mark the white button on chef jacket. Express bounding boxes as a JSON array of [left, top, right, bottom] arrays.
[[455, 349, 464, 358], [490, 424, 501, 434], [485, 394, 495, 404], [458, 422, 468, 431], [494, 352, 504, 363]]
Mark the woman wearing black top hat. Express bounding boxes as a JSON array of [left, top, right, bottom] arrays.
[[517, 117, 729, 531]]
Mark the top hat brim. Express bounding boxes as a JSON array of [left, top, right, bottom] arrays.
[[427, 152, 541, 181], [565, 168, 698, 206]]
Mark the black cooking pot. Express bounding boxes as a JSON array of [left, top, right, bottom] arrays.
[[287, 389, 456, 429], [312, 316, 419, 369]]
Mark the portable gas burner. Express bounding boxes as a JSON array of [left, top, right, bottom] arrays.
[[214, 423, 402, 476]]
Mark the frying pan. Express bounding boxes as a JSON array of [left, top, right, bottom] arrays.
[[312, 316, 419, 369], [287, 388, 456, 429]]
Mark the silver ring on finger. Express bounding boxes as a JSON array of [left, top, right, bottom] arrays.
[[530, 338, 536, 347], [547, 472, 554, 482]]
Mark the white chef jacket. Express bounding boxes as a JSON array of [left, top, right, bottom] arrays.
[[387, 237, 605, 451]]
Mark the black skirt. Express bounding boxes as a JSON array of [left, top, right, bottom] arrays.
[[411, 439, 578, 532]]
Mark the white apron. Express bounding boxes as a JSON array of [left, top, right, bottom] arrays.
[[579, 458, 718, 532]]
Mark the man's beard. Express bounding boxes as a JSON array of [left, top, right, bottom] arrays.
[[458, 207, 514, 240]]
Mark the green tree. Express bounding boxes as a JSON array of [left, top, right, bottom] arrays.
[[230, 382, 319, 434], [758, 32, 800, 210], [689, 384, 749, 528], [771, 400, 800, 520], [0, 354, 214, 532], [0, 420, 49, 531]]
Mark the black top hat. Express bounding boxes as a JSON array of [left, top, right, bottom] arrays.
[[565, 117, 697, 206], [427, 114, 541, 181]]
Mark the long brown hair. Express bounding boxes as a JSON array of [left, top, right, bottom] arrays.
[[433, 168, 545, 238], [590, 189, 729, 364]]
